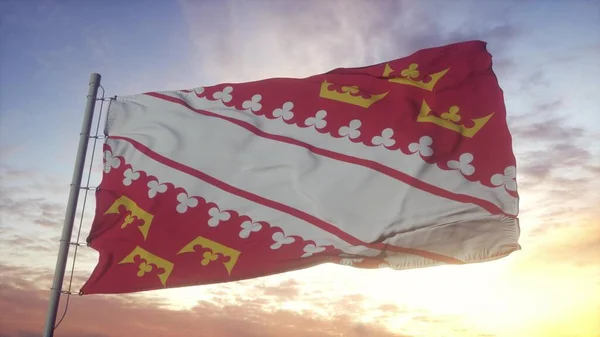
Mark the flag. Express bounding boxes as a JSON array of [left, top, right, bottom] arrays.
[[81, 40, 520, 295]]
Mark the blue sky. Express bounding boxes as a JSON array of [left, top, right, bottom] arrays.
[[0, 1, 599, 336], [1, 0, 192, 172]]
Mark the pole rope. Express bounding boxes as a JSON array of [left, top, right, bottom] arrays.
[[53, 86, 108, 330]]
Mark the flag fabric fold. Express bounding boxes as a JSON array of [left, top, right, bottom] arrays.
[[81, 40, 520, 295]]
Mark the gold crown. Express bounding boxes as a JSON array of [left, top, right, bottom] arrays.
[[119, 246, 174, 286], [319, 80, 388, 108], [105, 195, 154, 240], [178, 236, 240, 275], [417, 100, 494, 138], [383, 63, 449, 91]]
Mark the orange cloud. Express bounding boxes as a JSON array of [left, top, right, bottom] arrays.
[[0, 264, 413, 337]]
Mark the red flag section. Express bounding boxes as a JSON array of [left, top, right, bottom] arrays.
[[81, 40, 519, 294]]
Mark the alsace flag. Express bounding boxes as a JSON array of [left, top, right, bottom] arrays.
[[81, 40, 520, 295]]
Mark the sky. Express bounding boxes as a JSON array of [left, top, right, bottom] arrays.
[[0, 0, 599, 336]]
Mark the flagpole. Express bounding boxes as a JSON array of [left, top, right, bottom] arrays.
[[42, 73, 102, 337]]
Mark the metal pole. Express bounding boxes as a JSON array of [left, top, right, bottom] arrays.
[[42, 73, 101, 337]]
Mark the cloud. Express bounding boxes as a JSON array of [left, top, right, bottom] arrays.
[[0, 164, 102, 277], [524, 212, 600, 267], [0, 262, 512, 337], [550, 224, 600, 267], [254, 278, 300, 300], [507, 98, 599, 206], [0, 264, 413, 337], [0, 196, 66, 228], [2, 234, 55, 254], [0, 163, 97, 228], [179, 0, 523, 84], [378, 303, 400, 312], [519, 143, 591, 180], [585, 165, 600, 175], [511, 115, 585, 147]]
